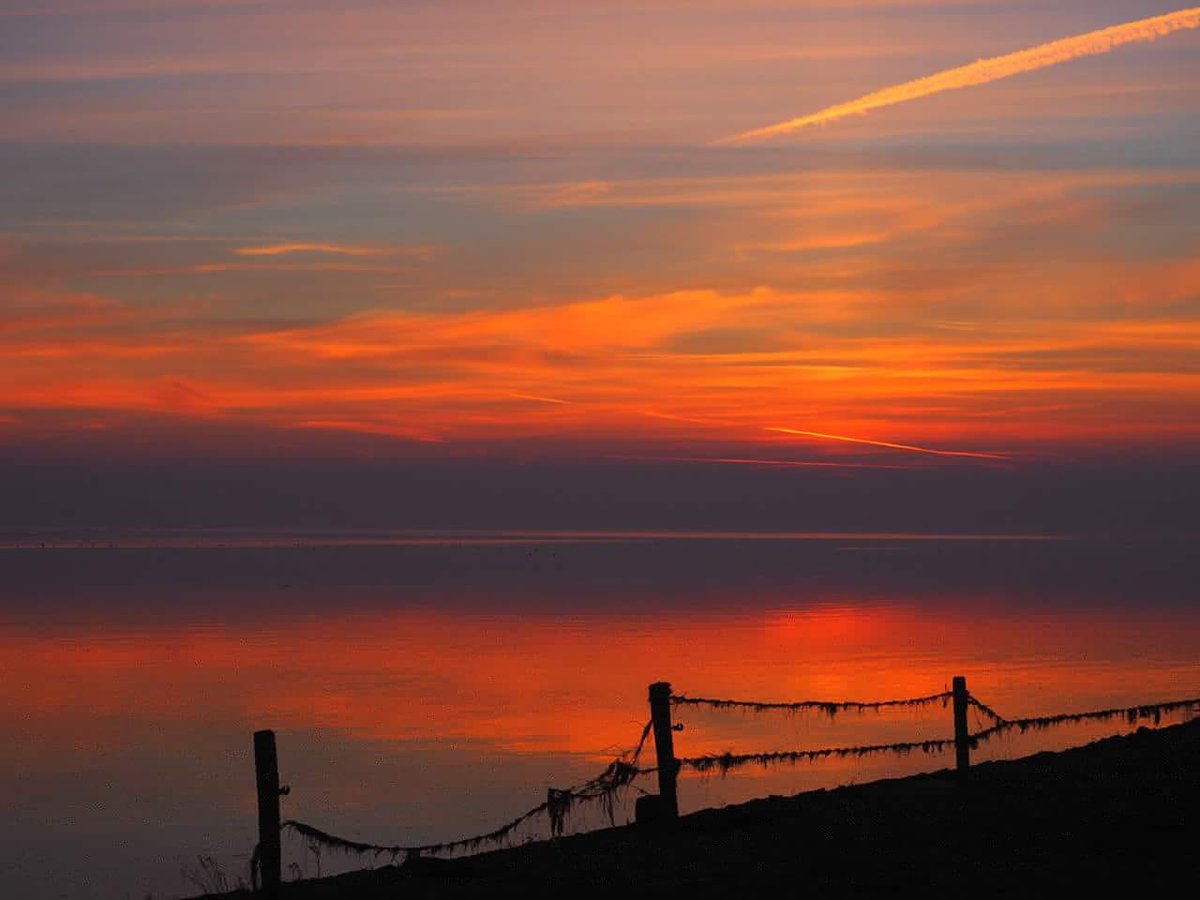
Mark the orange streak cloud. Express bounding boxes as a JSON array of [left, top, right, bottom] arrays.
[[727, 7, 1200, 142], [234, 242, 438, 259], [766, 428, 1009, 460], [608, 455, 918, 471], [236, 243, 379, 257]]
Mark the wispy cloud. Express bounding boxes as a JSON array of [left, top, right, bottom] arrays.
[[507, 391, 575, 406], [766, 427, 1008, 460], [727, 7, 1200, 142], [234, 242, 437, 259], [608, 454, 917, 470]]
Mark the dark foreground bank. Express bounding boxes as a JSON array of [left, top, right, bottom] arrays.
[[203, 719, 1200, 898]]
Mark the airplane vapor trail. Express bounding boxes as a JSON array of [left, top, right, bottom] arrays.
[[766, 427, 1008, 460], [608, 455, 917, 470], [726, 7, 1200, 142]]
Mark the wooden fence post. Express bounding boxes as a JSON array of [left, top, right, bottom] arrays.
[[254, 729, 282, 896], [952, 675, 970, 780], [649, 681, 679, 820]]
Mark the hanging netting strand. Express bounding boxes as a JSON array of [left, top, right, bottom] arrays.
[[627, 718, 653, 768], [284, 795, 555, 861], [677, 694, 1200, 776], [282, 720, 655, 862], [671, 690, 952, 718], [966, 695, 1008, 724], [680, 736, 957, 775], [968, 696, 1200, 747]]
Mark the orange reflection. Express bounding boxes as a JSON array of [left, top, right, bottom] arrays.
[[6, 599, 1199, 765]]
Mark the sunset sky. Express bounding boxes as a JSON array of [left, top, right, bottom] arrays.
[[2, 1, 1198, 528]]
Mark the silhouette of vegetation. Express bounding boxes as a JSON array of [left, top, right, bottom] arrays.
[[180, 855, 245, 895]]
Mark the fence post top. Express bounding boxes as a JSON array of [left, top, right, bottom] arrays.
[[649, 682, 672, 700], [952, 676, 967, 690]]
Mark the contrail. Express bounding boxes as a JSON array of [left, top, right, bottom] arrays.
[[766, 427, 1008, 460], [608, 455, 917, 470], [506, 391, 574, 405], [726, 7, 1200, 142]]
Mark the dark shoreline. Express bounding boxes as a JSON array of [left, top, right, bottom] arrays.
[[203, 718, 1200, 898]]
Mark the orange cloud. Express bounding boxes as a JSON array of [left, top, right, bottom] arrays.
[[4, 161, 1198, 457], [4, 276, 1195, 454]]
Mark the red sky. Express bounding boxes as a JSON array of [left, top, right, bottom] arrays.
[[2, 1, 1198, 476]]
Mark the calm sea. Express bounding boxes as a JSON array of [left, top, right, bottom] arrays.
[[3, 532, 1197, 898]]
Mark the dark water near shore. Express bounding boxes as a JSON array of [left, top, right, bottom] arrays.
[[2, 533, 1197, 898]]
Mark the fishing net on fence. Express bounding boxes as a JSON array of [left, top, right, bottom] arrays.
[[671, 690, 953, 719], [968, 696, 1200, 747], [275, 691, 1200, 867], [679, 736, 957, 775], [670, 691, 1200, 774], [282, 719, 655, 862]]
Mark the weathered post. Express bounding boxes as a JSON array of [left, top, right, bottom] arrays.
[[254, 729, 282, 896], [952, 675, 970, 780], [649, 681, 679, 820]]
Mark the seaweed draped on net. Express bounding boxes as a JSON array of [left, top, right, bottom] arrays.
[[272, 689, 1200, 863], [282, 719, 655, 861], [679, 737, 957, 774], [676, 691, 1200, 773], [670, 690, 954, 718], [968, 697, 1200, 746], [670, 687, 959, 773]]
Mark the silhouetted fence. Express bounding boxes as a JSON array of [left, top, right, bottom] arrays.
[[250, 678, 1200, 893]]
